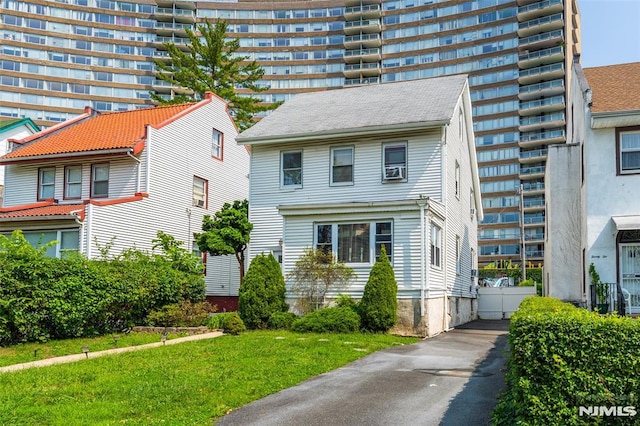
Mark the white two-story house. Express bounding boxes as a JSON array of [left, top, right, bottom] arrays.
[[237, 76, 483, 336], [546, 62, 640, 314], [0, 93, 249, 309], [0, 118, 40, 205]]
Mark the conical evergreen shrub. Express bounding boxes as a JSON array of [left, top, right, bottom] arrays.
[[238, 253, 288, 329], [359, 245, 398, 332]]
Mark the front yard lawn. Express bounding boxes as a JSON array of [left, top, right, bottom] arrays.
[[0, 331, 418, 425]]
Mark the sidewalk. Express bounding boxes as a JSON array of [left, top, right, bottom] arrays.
[[218, 320, 510, 426], [0, 331, 224, 373]]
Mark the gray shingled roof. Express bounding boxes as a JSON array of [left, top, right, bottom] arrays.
[[237, 75, 467, 143]]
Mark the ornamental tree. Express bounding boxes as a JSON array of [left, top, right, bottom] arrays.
[[359, 245, 398, 332], [194, 199, 252, 284]]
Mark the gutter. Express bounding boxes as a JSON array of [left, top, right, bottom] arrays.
[[237, 120, 450, 146], [0, 148, 134, 164]]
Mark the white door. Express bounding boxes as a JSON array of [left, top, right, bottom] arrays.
[[620, 244, 640, 314]]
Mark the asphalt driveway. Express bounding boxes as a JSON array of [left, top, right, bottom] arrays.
[[217, 320, 510, 426]]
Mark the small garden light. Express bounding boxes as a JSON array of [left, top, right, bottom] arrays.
[[33, 349, 38, 359], [160, 334, 167, 345], [82, 345, 90, 359], [112, 334, 120, 347]]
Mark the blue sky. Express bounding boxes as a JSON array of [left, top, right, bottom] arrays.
[[580, 0, 640, 68]]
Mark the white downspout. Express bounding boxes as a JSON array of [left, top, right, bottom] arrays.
[[145, 133, 151, 194], [126, 151, 141, 193], [71, 208, 85, 255], [85, 203, 93, 258], [441, 125, 450, 332], [417, 197, 428, 317]]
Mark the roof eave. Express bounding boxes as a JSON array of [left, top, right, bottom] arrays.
[[591, 110, 640, 129], [237, 120, 450, 146], [0, 215, 78, 222], [0, 147, 137, 164]]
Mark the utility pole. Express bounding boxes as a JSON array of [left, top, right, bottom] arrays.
[[519, 184, 526, 281]]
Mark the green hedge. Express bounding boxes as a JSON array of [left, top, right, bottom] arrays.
[[0, 231, 205, 345], [493, 297, 640, 425], [291, 307, 360, 333]]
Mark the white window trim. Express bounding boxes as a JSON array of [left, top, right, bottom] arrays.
[[330, 145, 354, 186], [212, 129, 223, 160], [91, 163, 109, 198], [455, 235, 461, 275], [193, 176, 207, 208], [38, 167, 56, 200], [64, 165, 82, 199], [281, 150, 303, 188], [382, 142, 408, 182], [455, 160, 460, 199], [314, 221, 393, 266], [430, 224, 442, 269], [619, 130, 640, 174]]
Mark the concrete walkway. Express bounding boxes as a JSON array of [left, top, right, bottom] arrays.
[[0, 331, 224, 373], [217, 320, 510, 426]]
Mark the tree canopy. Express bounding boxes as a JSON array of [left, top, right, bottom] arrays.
[[194, 199, 253, 283], [151, 19, 277, 130]]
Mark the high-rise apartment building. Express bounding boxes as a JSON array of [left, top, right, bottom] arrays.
[[0, 0, 580, 265]]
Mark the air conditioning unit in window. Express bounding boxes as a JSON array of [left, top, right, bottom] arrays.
[[384, 166, 406, 180], [470, 207, 476, 218], [193, 199, 205, 207]]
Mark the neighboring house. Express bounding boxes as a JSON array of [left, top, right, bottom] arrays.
[[0, 93, 249, 307], [0, 118, 40, 205], [546, 62, 640, 314], [237, 76, 483, 337]]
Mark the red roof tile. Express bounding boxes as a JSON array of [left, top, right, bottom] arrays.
[[0, 204, 84, 220], [584, 62, 640, 114], [3, 103, 197, 160]]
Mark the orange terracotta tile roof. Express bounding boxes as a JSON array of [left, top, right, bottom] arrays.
[[3, 103, 197, 160], [584, 62, 640, 114], [0, 204, 84, 220]]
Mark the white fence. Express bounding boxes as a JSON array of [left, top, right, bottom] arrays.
[[477, 286, 537, 319]]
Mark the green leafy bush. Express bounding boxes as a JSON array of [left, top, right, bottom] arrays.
[[267, 312, 298, 330], [238, 253, 288, 329], [358, 245, 397, 332], [493, 297, 640, 425], [0, 231, 206, 345], [221, 312, 246, 335], [291, 307, 360, 333], [147, 300, 215, 327]]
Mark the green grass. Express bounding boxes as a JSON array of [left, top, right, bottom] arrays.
[[0, 332, 187, 367], [0, 331, 418, 425]]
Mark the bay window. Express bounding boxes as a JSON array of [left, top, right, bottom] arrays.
[[315, 221, 393, 264]]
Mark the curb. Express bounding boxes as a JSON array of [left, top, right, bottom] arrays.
[[0, 331, 224, 373]]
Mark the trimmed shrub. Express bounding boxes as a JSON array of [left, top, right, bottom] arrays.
[[221, 312, 246, 335], [268, 311, 298, 330], [147, 300, 215, 327], [358, 245, 397, 332], [493, 297, 640, 425], [238, 253, 288, 329], [291, 307, 360, 333]]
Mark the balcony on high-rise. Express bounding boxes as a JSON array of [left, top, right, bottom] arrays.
[[519, 164, 546, 180], [519, 95, 565, 116], [344, 4, 381, 20], [155, 22, 193, 36], [344, 76, 380, 86], [344, 19, 382, 35], [518, 13, 564, 37], [519, 148, 549, 163], [153, 7, 195, 23], [518, 62, 565, 85], [518, 46, 565, 69], [344, 33, 382, 49], [518, 0, 564, 22], [521, 180, 545, 195], [523, 197, 545, 212], [343, 48, 381, 63], [519, 111, 565, 132], [343, 62, 381, 78], [518, 79, 564, 100], [519, 29, 564, 51], [519, 129, 566, 147]]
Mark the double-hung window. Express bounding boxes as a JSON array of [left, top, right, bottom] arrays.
[[91, 164, 109, 197], [64, 166, 82, 199], [330, 146, 354, 185], [619, 129, 640, 174], [193, 176, 207, 208], [38, 167, 55, 200], [315, 221, 393, 264], [383, 142, 407, 181], [430, 224, 442, 268], [281, 150, 302, 187], [212, 129, 223, 160]]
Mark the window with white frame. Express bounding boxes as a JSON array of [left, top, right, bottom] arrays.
[[281, 150, 302, 187], [64, 165, 82, 199], [212, 129, 223, 160], [619, 129, 640, 174], [331, 146, 354, 185], [7, 229, 80, 258], [383, 142, 407, 181], [315, 221, 393, 264], [91, 164, 109, 197], [430, 224, 442, 267], [38, 167, 55, 200], [193, 176, 207, 208]]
